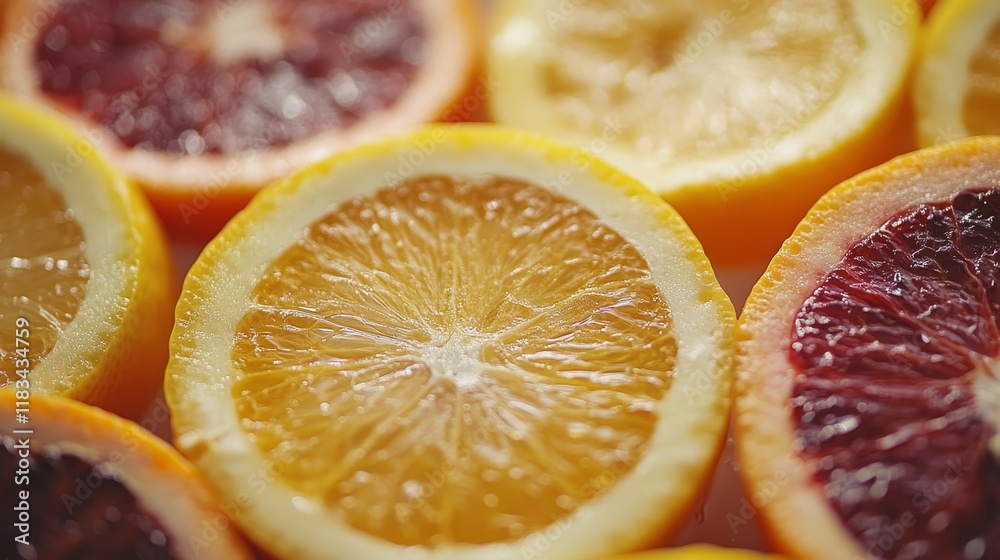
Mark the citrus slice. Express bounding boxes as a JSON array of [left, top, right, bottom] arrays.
[[914, 0, 1000, 146], [0, 391, 251, 559], [486, 0, 918, 265], [736, 136, 1000, 559], [0, 0, 479, 239], [606, 546, 781, 560], [165, 126, 735, 560], [0, 96, 174, 421]]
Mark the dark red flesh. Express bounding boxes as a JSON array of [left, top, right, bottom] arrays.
[[792, 189, 1000, 559], [34, 0, 424, 155], [0, 439, 176, 559]]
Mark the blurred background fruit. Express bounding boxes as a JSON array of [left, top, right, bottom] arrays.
[[0, 392, 252, 559], [487, 0, 919, 266], [0, 0, 480, 239], [914, 0, 1000, 146]]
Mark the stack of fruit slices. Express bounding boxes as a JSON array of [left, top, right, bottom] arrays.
[[0, 0, 479, 237]]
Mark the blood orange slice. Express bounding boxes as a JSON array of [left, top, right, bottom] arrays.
[[0, 391, 251, 559], [736, 135, 1000, 559], [0, 0, 478, 238]]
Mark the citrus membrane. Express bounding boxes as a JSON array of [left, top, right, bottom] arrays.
[[0, 146, 89, 376], [233, 174, 677, 546], [792, 188, 1000, 558], [167, 126, 734, 560], [33, 0, 425, 155]]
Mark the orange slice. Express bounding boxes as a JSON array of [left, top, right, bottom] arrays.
[[486, 0, 918, 265], [0, 95, 175, 421], [914, 0, 1000, 146], [0, 0, 480, 239], [165, 126, 735, 559], [0, 391, 251, 558], [736, 136, 1000, 559]]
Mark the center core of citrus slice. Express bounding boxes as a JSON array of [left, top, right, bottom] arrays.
[[0, 146, 89, 378], [231, 174, 677, 547], [34, 0, 425, 155], [791, 188, 1000, 559], [540, 0, 862, 160]]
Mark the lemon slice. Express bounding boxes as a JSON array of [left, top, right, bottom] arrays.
[[0, 96, 175, 420], [487, 0, 917, 264], [915, 0, 1000, 145], [166, 126, 734, 560]]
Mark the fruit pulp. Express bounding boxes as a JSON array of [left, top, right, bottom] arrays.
[[0, 147, 89, 380], [539, 0, 861, 161], [232, 175, 678, 547], [0, 441, 175, 559], [791, 189, 1000, 559], [35, 0, 425, 155]]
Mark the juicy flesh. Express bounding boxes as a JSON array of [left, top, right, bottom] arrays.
[[791, 189, 1000, 559], [0, 148, 89, 381], [540, 0, 863, 161], [0, 441, 176, 559], [232, 175, 676, 547], [964, 18, 1000, 136], [35, 0, 425, 155]]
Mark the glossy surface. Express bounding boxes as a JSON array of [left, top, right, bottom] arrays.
[[791, 189, 1000, 559], [540, 0, 862, 160], [231, 175, 677, 547], [0, 147, 89, 381], [36, 0, 425, 155], [0, 440, 175, 559]]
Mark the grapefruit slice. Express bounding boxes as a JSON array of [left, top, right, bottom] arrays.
[[0, 96, 174, 421], [914, 0, 1000, 146], [0, 0, 479, 238], [486, 0, 918, 265], [165, 126, 735, 559], [0, 391, 251, 559], [736, 136, 1000, 559]]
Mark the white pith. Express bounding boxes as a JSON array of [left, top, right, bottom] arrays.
[[167, 126, 734, 560], [487, 0, 914, 194], [0, 98, 134, 393], [736, 137, 1000, 560]]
